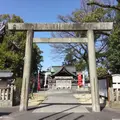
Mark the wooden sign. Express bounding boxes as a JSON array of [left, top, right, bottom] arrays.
[[112, 74, 120, 89]]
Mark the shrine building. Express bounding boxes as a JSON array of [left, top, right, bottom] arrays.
[[45, 66, 77, 89]]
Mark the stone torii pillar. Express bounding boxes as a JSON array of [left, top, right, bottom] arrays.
[[87, 30, 100, 112], [8, 22, 113, 112], [20, 30, 33, 111]]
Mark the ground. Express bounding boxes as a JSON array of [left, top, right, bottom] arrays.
[[28, 93, 46, 106], [0, 89, 120, 120]]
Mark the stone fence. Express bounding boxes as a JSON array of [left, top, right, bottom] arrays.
[[0, 85, 14, 107], [109, 87, 120, 102]]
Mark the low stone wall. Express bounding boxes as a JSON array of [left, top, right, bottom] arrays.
[[0, 100, 12, 107]]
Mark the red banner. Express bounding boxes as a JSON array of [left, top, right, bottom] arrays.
[[77, 73, 83, 87], [37, 71, 41, 91]]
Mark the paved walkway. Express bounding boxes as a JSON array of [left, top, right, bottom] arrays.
[[1, 90, 120, 120], [33, 92, 89, 113], [1, 108, 120, 120]]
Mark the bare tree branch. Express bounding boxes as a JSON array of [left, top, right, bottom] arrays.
[[87, 2, 120, 11]]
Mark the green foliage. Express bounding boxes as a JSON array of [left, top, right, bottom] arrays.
[[97, 67, 108, 78], [0, 14, 43, 103], [32, 44, 43, 75], [107, 2, 120, 74], [0, 14, 43, 77], [89, 1, 120, 74], [107, 25, 120, 73], [82, 8, 107, 22], [63, 49, 76, 65], [75, 60, 87, 71], [0, 14, 25, 77]]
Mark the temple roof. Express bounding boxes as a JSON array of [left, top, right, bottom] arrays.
[[51, 66, 76, 73], [51, 66, 77, 77]]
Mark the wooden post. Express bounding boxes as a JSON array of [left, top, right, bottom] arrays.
[[2, 89, 5, 100], [87, 30, 100, 112], [116, 88, 119, 102], [0, 89, 1, 100], [10, 85, 14, 101], [109, 87, 114, 102], [107, 77, 110, 103], [19, 30, 33, 111], [6, 88, 9, 100]]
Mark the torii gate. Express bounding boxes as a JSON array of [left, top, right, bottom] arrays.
[[8, 22, 113, 112]]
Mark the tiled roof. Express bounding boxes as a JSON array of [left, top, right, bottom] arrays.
[[51, 66, 76, 73], [51, 66, 77, 77], [0, 70, 13, 78]]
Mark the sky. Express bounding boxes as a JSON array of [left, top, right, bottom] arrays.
[[0, 0, 81, 70]]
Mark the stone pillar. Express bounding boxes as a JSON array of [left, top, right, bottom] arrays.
[[19, 30, 33, 111], [87, 30, 100, 112], [10, 85, 14, 106], [82, 71, 85, 86]]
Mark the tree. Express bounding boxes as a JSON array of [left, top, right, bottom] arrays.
[[63, 49, 76, 65], [88, 0, 120, 73], [51, 0, 112, 73], [87, 0, 119, 11], [75, 60, 87, 71], [0, 14, 43, 77], [97, 67, 108, 78], [107, 1, 120, 73], [0, 14, 43, 103]]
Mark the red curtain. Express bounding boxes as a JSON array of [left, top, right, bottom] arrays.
[[77, 73, 83, 87], [37, 71, 41, 91]]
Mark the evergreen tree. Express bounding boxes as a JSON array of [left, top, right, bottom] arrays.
[[0, 14, 43, 77]]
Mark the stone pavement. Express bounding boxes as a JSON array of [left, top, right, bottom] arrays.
[[1, 107, 120, 120], [33, 93, 89, 113], [1, 90, 120, 120], [0, 106, 18, 117]]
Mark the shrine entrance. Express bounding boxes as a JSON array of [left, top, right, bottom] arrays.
[[8, 22, 113, 112]]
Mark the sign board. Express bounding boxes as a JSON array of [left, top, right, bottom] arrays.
[[112, 74, 120, 83], [112, 74, 120, 89], [99, 79, 107, 97], [113, 84, 120, 89], [56, 80, 71, 89]]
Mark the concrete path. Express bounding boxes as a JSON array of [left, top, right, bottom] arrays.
[[1, 106, 120, 120], [3, 110, 120, 120], [33, 92, 89, 113], [1, 90, 120, 120]]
